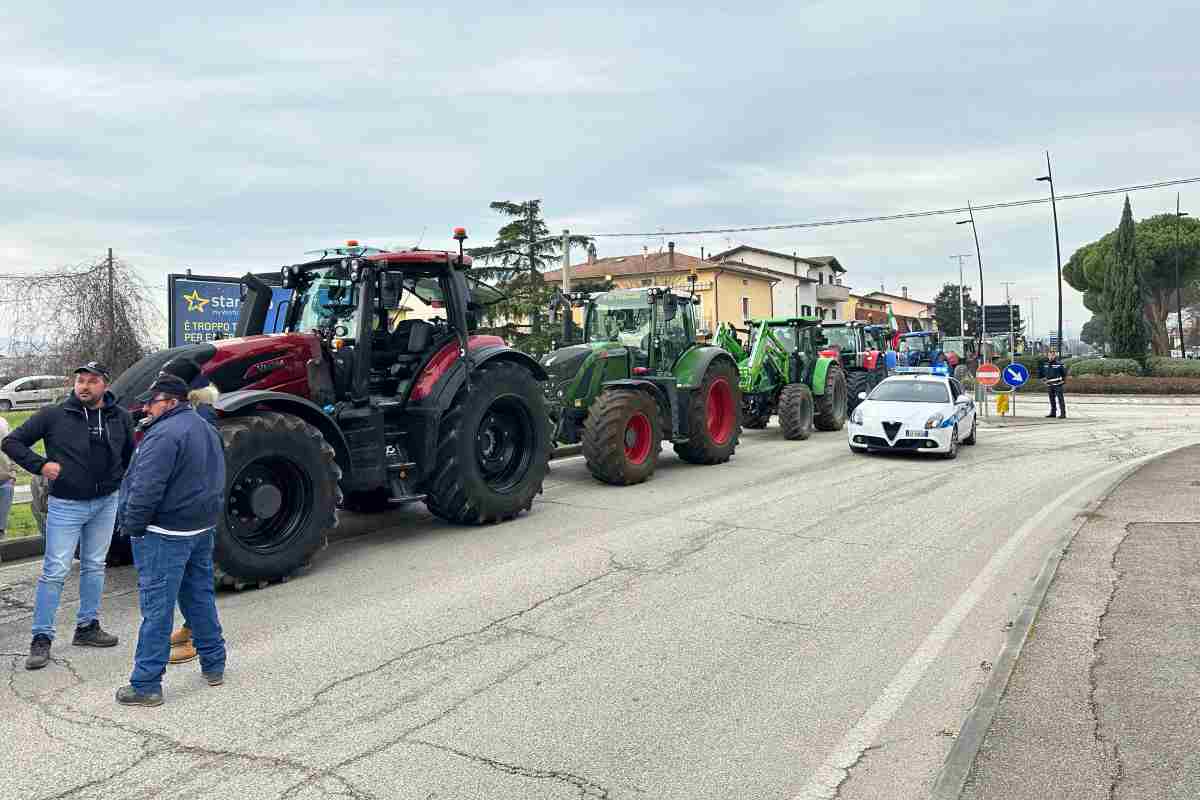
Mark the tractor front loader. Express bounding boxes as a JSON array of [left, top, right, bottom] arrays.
[[716, 317, 848, 437], [542, 286, 741, 486]]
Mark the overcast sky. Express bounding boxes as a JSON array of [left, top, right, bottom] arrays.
[[4, 2, 1197, 342]]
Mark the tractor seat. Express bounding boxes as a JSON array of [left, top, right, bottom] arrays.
[[372, 320, 435, 376]]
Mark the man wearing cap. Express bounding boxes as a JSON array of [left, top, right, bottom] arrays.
[[1, 362, 135, 670], [116, 373, 226, 706]]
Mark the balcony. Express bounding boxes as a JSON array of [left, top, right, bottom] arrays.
[[816, 283, 849, 303]]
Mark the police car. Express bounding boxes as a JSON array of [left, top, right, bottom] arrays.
[[847, 367, 977, 458]]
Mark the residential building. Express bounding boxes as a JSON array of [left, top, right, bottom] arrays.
[[844, 293, 890, 325], [862, 288, 934, 332], [543, 247, 779, 334], [711, 246, 849, 320]]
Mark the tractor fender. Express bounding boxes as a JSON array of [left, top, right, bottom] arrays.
[[811, 357, 841, 396], [673, 346, 739, 390], [421, 341, 549, 415], [213, 389, 354, 481]]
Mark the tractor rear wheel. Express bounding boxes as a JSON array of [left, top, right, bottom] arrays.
[[425, 360, 550, 523], [675, 359, 740, 464], [814, 366, 848, 431], [581, 388, 661, 485], [215, 411, 341, 583], [778, 383, 814, 441], [845, 370, 872, 411]]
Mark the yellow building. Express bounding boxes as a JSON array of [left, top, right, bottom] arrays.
[[543, 248, 779, 335]]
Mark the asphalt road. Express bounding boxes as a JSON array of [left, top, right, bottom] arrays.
[[2, 402, 1197, 800]]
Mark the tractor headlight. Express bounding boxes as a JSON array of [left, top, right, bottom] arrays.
[[850, 406, 864, 425], [924, 413, 944, 429]]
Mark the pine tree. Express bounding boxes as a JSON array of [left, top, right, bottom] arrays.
[[1106, 196, 1148, 358]]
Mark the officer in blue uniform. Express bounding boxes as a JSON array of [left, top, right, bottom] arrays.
[[1042, 352, 1068, 418]]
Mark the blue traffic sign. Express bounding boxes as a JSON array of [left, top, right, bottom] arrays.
[[1002, 362, 1030, 388]]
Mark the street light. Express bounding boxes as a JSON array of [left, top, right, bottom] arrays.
[[957, 203, 986, 357], [1036, 151, 1064, 355], [950, 254, 973, 336], [1174, 193, 1189, 357]]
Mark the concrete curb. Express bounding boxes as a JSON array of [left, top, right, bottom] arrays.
[[0, 444, 585, 565], [928, 443, 1192, 799]]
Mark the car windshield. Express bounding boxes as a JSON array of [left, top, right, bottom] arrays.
[[870, 380, 950, 403], [292, 266, 361, 332], [585, 291, 653, 345]]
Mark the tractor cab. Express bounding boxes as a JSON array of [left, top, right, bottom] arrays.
[[580, 287, 698, 373]]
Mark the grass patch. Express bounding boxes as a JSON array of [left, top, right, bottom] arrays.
[[3, 502, 41, 540], [1, 410, 44, 487]]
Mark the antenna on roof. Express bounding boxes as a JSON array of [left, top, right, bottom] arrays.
[[413, 225, 427, 251]]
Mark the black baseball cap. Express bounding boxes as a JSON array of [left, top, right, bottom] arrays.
[[74, 361, 111, 381], [135, 374, 190, 404]]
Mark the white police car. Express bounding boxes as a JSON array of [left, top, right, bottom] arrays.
[[847, 367, 977, 458]]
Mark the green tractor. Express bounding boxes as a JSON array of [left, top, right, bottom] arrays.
[[821, 320, 891, 410], [715, 317, 848, 438], [542, 286, 742, 486]]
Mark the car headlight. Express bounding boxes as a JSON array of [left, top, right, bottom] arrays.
[[850, 407, 864, 425], [924, 413, 944, 429]]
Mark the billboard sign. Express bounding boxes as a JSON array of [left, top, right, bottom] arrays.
[[167, 274, 292, 348]]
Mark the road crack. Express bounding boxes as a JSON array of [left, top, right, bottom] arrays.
[[408, 739, 611, 799], [1088, 523, 1132, 800]]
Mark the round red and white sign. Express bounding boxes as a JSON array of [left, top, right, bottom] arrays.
[[976, 362, 1001, 386]]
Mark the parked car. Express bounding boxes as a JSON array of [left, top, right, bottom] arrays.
[[0, 375, 70, 412]]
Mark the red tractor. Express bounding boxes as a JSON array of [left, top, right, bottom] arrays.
[[108, 233, 551, 585]]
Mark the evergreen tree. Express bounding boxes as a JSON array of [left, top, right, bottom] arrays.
[[1106, 196, 1148, 358], [931, 283, 980, 336], [468, 200, 592, 355]]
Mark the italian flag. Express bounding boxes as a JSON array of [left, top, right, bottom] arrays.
[[887, 304, 897, 331]]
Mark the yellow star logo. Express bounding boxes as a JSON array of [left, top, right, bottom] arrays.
[[183, 289, 210, 313]]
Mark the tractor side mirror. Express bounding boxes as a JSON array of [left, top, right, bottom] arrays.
[[857, 391, 868, 401]]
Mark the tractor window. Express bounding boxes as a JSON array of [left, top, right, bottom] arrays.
[[586, 294, 653, 349], [823, 326, 857, 354], [656, 295, 690, 366], [292, 267, 361, 333]]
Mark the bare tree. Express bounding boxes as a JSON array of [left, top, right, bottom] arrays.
[[0, 252, 161, 379]]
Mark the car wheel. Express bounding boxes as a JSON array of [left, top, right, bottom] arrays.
[[942, 425, 959, 460]]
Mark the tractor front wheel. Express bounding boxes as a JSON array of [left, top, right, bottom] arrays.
[[814, 366, 848, 431], [845, 370, 872, 412], [582, 388, 661, 485], [425, 360, 550, 523], [778, 384, 814, 440], [675, 359, 740, 465]]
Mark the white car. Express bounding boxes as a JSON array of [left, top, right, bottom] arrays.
[[847, 369, 977, 458], [0, 375, 70, 412]]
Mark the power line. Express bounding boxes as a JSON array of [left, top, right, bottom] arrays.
[[579, 176, 1200, 238]]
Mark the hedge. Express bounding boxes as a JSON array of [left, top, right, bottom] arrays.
[[1065, 357, 1142, 376], [1145, 356, 1200, 378]]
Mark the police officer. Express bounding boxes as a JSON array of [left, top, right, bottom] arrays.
[[1043, 351, 1068, 418]]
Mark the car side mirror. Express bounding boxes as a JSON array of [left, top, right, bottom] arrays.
[[857, 391, 867, 401]]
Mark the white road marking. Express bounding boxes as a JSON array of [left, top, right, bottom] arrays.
[[790, 441, 1197, 800]]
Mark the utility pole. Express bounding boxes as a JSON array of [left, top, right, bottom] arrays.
[[956, 204, 986, 357], [1174, 193, 1189, 357], [950, 254, 973, 336], [561, 229, 572, 343], [107, 247, 115, 366], [1037, 152, 1064, 355], [1000, 281, 1016, 358]]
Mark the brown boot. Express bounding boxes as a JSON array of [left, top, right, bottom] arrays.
[[169, 626, 197, 665]]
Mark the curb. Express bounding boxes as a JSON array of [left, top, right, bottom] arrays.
[[928, 444, 1192, 799], [0, 444, 585, 565]]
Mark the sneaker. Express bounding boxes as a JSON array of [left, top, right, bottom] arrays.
[[116, 685, 164, 707], [26, 635, 52, 670], [73, 620, 118, 648], [202, 671, 224, 687]]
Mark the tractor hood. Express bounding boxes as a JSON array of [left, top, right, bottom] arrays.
[[540, 343, 597, 384]]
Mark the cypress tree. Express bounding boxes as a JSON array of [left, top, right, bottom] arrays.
[[1106, 196, 1148, 358]]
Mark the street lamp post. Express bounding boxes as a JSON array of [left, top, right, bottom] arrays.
[[950, 254, 973, 336], [957, 204, 986, 357], [1037, 152, 1064, 355], [1174, 193, 1189, 357]]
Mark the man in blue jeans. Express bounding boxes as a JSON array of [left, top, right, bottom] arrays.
[[116, 374, 226, 706], [2, 362, 134, 670]]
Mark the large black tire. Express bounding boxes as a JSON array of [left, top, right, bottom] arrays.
[[778, 383, 814, 441], [845, 370, 872, 412], [214, 411, 340, 583], [0, 400, 11, 412], [814, 366, 848, 431], [581, 388, 661, 485], [674, 359, 741, 465], [425, 360, 550, 524]]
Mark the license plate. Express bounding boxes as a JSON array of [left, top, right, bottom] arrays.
[[905, 429, 929, 438]]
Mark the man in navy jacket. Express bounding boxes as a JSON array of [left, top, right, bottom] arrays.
[[116, 374, 227, 706]]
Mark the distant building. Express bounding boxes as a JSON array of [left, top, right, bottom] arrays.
[[710, 246, 849, 320], [863, 288, 934, 332], [845, 293, 889, 324]]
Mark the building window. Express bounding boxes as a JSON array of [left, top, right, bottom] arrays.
[[831, 308, 837, 320], [742, 279, 749, 286], [640, 278, 653, 286], [802, 304, 812, 316], [741, 297, 751, 320], [818, 272, 824, 284]]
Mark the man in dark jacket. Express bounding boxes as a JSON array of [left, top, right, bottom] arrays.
[[116, 374, 227, 706], [1, 362, 134, 670], [1043, 351, 1069, 418]]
